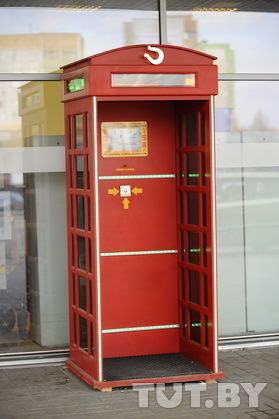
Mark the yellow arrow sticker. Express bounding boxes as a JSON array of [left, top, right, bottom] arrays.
[[122, 198, 130, 209], [132, 186, 143, 195], [108, 187, 119, 196]]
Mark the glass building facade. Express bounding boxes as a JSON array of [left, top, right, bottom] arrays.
[[0, 0, 278, 355]]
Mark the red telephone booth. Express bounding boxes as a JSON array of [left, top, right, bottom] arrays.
[[60, 44, 225, 390]]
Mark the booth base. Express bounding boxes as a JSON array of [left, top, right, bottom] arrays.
[[65, 353, 225, 390]]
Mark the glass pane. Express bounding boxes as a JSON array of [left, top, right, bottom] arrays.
[[89, 321, 94, 356], [201, 152, 206, 187], [75, 115, 83, 149], [88, 239, 92, 274], [0, 3, 159, 73], [180, 307, 186, 338], [200, 112, 205, 146], [76, 156, 84, 189], [112, 73, 196, 87], [203, 234, 207, 267], [69, 157, 75, 188], [186, 113, 198, 146], [88, 280, 93, 316], [189, 309, 201, 343], [217, 82, 279, 136], [187, 192, 198, 225], [203, 274, 208, 308], [201, 193, 207, 227], [78, 237, 86, 270], [187, 153, 199, 186], [188, 231, 200, 265], [189, 270, 200, 304], [180, 230, 186, 261], [217, 167, 246, 334], [0, 79, 68, 353], [178, 191, 185, 224], [73, 313, 77, 344], [178, 115, 186, 148], [217, 82, 279, 335], [78, 276, 86, 311], [79, 316, 87, 351], [85, 155, 90, 190], [77, 196, 85, 230], [72, 274, 76, 307], [67, 77, 85, 94], [178, 153, 186, 186], [180, 268, 186, 300], [70, 234, 75, 267], [204, 314, 209, 348], [86, 197, 91, 231], [166, 6, 279, 73], [244, 167, 279, 332]]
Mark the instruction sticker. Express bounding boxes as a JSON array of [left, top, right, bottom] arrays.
[[101, 121, 148, 157]]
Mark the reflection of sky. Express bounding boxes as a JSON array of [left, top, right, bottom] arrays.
[[1, 8, 279, 128], [1, 8, 278, 70], [195, 12, 279, 72], [233, 82, 279, 129], [0, 8, 157, 55]]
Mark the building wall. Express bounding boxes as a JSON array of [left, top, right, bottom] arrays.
[[0, 3, 278, 351]]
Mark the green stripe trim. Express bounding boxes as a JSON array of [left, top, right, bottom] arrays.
[[102, 324, 180, 334], [100, 250, 178, 257], [99, 174, 176, 180]]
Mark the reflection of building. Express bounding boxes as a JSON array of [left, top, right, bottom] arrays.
[[198, 43, 235, 131], [18, 82, 67, 346], [168, 14, 198, 47], [125, 14, 197, 47], [0, 2, 278, 363], [125, 14, 235, 132], [0, 33, 83, 148], [0, 33, 84, 73]]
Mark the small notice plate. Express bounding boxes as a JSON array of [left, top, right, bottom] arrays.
[[101, 121, 148, 157], [120, 185, 131, 197]]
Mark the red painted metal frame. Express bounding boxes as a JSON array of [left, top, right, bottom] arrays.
[[61, 45, 225, 389], [61, 45, 218, 102], [176, 101, 216, 371], [64, 97, 101, 381]]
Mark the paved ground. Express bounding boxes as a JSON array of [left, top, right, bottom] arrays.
[[0, 346, 278, 418]]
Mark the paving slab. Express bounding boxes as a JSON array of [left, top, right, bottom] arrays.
[[0, 346, 278, 418]]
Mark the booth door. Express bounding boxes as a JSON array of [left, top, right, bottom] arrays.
[[176, 101, 216, 371], [65, 97, 101, 380]]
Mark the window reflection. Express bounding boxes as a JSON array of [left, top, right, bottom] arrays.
[[0, 3, 279, 353], [0, 178, 27, 340], [0, 81, 67, 352], [166, 8, 279, 73], [216, 82, 279, 336], [0, 3, 159, 74]]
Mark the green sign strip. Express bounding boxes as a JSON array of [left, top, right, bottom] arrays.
[[99, 174, 176, 180], [67, 77, 85, 93], [100, 250, 178, 257], [102, 324, 180, 334]]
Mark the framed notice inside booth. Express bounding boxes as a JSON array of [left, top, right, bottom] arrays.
[[101, 121, 148, 157]]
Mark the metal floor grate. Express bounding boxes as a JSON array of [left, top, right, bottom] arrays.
[[103, 353, 212, 382]]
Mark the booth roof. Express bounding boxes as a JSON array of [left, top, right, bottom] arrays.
[[60, 44, 217, 70]]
